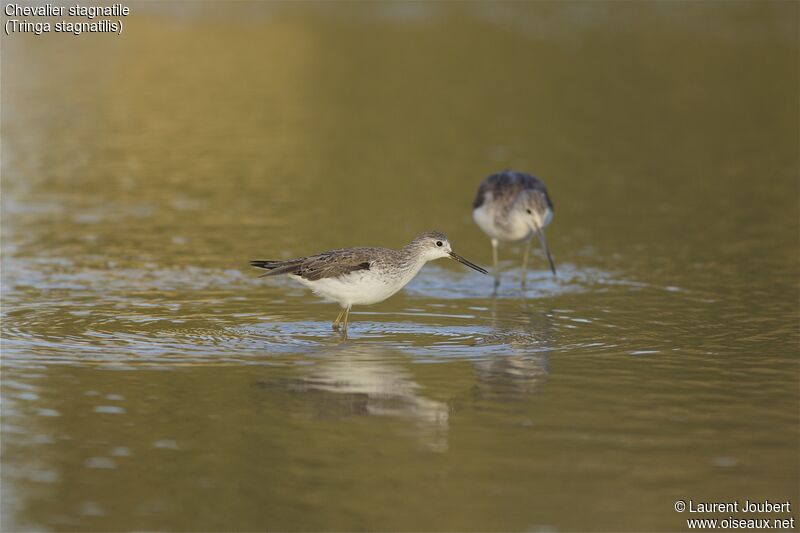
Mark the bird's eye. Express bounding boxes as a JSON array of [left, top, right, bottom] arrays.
[[436, 241, 443, 247], [526, 209, 532, 214]]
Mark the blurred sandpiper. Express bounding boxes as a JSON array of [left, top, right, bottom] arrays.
[[251, 231, 488, 336], [472, 170, 556, 289]]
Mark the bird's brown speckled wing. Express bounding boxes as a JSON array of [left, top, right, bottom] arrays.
[[295, 248, 378, 281], [252, 248, 383, 281], [472, 178, 493, 209]]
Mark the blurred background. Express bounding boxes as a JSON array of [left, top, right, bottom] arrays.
[[1, 1, 798, 531]]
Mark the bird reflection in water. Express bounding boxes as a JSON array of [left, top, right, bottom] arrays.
[[471, 296, 554, 400], [256, 345, 449, 452]]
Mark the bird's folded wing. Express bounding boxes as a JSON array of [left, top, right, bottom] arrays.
[[296, 249, 374, 281]]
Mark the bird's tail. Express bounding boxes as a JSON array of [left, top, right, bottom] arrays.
[[250, 259, 303, 278]]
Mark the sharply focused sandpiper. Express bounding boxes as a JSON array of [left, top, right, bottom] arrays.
[[472, 170, 556, 288], [251, 231, 488, 335]]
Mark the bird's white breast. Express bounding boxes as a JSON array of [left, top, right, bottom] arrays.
[[472, 202, 499, 238], [472, 203, 533, 242]]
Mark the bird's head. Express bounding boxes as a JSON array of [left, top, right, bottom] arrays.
[[410, 231, 488, 274], [514, 189, 553, 233]]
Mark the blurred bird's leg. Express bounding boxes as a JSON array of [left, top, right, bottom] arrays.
[[492, 238, 500, 292]]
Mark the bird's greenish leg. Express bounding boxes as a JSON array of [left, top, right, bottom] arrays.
[[341, 306, 352, 337], [491, 238, 500, 291], [332, 308, 345, 331]]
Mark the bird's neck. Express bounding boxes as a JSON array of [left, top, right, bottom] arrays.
[[398, 245, 430, 279]]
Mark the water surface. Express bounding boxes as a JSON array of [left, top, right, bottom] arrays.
[[2, 2, 798, 531]]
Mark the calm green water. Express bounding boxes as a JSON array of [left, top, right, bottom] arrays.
[[2, 2, 798, 531]]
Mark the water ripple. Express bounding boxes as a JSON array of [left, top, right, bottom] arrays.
[[4, 254, 774, 372]]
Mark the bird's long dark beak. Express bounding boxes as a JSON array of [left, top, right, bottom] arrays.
[[449, 251, 489, 275], [537, 229, 557, 277]]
